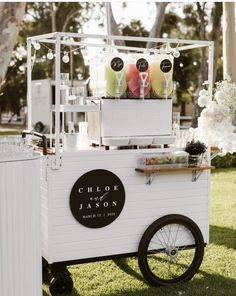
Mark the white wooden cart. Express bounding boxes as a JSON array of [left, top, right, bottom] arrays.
[[25, 32, 214, 296]]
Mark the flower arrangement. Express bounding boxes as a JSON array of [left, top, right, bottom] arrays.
[[195, 78, 236, 154], [214, 79, 236, 112], [185, 140, 207, 156]]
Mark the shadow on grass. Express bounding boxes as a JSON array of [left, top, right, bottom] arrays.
[[68, 271, 236, 296], [112, 258, 146, 284], [43, 258, 236, 296], [210, 225, 236, 250], [101, 273, 236, 296]]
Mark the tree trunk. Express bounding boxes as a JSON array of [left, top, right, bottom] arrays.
[[192, 3, 208, 128], [107, 3, 125, 46], [211, 2, 223, 83], [146, 3, 168, 48], [50, 3, 58, 32], [0, 2, 26, 85], [223, 2, 236, 82]]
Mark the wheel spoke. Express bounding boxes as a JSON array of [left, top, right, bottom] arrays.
[[139, 215, 204, 285]]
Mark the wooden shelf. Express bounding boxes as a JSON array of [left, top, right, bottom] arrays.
[[135, 165, 215, 174]]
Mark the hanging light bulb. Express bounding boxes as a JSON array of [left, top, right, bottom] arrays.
[[62, 51, 70, 63], [159, 47, 166, 54], [33, 41, 41, 50], [47, 49, 54, 60], [173, 47, 180, 58], [165, 43, 172, 54]]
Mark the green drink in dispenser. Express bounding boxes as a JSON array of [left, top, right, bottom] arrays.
[[149, 54, 174, 98], [105, 53, 127, 98]]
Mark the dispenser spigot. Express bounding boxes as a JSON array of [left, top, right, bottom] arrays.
[[115, 72, 124, 99], [139, 72, 148, 99]]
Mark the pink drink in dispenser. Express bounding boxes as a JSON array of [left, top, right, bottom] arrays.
[[126, 54, 151, 98]]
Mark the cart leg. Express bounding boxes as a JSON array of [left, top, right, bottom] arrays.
[[49, 263, 73, 296]]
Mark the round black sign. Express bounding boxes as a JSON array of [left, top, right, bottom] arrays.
[[136, 58, 149, 72], [110, 57, 124, 72], [70, 169, 125, 228], [160, 59, 172, 73]]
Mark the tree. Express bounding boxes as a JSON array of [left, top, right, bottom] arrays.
[[146, 2, 169, 48], [107, 2, 168, 48], [22, 2, 94, 78], [120, 19, 149, 48], [191, 2, 208, 128], [0, 2, 26, 123], [211, 3, 223, 84], [0, 2, 95, 122], [106, 2, 125, 46], [0, 2, 26, 84], [223, 2, 236, 82]]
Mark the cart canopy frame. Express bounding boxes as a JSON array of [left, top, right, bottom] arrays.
[[27, 32, 214, 169]]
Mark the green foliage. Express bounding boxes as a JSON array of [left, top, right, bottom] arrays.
[[0, 55, 26, 115], [120, 19, 149, 48], [1, 2, 95, 117], [212, 153, 236, 168], [185, 140, 207, 155]]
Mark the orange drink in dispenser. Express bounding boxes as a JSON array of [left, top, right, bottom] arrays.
[[149, 54, 174, 98]]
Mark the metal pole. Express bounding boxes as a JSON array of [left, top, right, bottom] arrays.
[[55, 33, 61, 158], [27, 39, 32, 130], [70, 45, 73, 86], [208, 42, 214, 100]]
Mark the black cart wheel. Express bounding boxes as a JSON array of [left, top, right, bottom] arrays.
[[138, 214, 204, 286], [49, 274, 73, 296]]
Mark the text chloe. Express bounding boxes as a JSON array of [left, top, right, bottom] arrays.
[[78, 185, 119, 194]]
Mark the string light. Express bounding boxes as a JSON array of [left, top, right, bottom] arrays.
[[62, 51, 70, 63], [33, 41, 41, 50], [173, 48, 180, 58], [47, 49, 54, 60], [165, 43, 172, 54], [31, 40, 181, 66], [159, 47, 166, 54]]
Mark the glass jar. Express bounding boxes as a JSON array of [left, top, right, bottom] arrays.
[[189, 155, 201, 167], [126, 53, 151, 99], [149, 54, 174, 99], [89, 52, 127, 98]]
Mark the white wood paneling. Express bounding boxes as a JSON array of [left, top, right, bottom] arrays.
[[42, 149, 211, 263], [0, 158, 41, 296]]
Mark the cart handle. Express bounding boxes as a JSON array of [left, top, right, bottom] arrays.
[[22, 130, 48, 155]]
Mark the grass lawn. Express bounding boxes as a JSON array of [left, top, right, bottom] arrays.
[[0, 125, 23, 136], [43, 169, 236, 296]]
